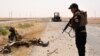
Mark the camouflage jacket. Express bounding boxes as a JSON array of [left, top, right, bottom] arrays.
[[70, 10, 87, 32]]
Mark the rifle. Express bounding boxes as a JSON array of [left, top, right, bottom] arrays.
[[62, 19, 75, 38], [62, 20, 70, 33]]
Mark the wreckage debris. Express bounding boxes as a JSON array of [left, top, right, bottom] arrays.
[[0, 45, 11, 54], [0, 38, 49, 54], [47, 49, 58, 56], [0, 27, 49, 54], [8, 27, 22, 43], [29, 38, 49, 47], [12, 41, 30, 48]]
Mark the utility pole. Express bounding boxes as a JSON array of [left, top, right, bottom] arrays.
[[9, 11, 12, 19], [94, 11, 96, 18]]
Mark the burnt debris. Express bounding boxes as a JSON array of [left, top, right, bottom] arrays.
[[29, 38, 49, 47], [0, 27, 49, 54], [0, 45, 11, 54], [8, 27, 22, 43]]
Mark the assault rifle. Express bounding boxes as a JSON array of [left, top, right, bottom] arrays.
[[62, 19, 73, 33]]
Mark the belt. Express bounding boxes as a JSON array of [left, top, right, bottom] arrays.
[[81, 30, 86, 32]]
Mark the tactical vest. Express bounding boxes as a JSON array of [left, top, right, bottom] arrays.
[[75, 11, 88, 26]]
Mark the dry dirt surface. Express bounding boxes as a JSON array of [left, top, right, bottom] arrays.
[[0, 20, 48, 56], [0, 18, 99, 56]]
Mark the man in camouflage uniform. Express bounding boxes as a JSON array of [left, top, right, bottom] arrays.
[[68, 3, 87, 56]]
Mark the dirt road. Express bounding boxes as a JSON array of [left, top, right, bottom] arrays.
[[0, 21, 98, 56]]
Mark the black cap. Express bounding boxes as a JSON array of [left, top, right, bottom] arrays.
[[69, 3, 78, 9]]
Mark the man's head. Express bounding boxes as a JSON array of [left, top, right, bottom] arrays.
[[69, 3, 79, 13]]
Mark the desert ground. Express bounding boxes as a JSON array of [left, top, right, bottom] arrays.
[[0, 18, 100, 56]]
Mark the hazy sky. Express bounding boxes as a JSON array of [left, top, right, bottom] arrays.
[[0, 0, 100, 17]]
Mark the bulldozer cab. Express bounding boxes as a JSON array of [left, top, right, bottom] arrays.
[[54, 12, 60, 17], [52, 12, 62, 22]]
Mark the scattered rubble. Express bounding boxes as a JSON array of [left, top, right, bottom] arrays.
[[0, 27, 49, 54], [47, 49, 58, 56]]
